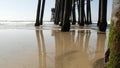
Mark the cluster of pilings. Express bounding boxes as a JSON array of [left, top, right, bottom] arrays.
[[35, 0, 108, 32]]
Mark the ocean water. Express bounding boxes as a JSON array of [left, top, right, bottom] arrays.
[[0, 21, 110, 25], [0, 21, 110, 30], [0, 21, 55, 29], [0, 21, 54, 26]]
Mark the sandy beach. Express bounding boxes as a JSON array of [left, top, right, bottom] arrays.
[[0, 25, 108, 68]]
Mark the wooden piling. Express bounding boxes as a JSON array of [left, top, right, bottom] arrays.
[[39, 0, 46, 25], [61, 0, 72, 32], [35, 0, 41, 26], [72, 0, 76, 25], [98, 0, 107, 32], [86, 0, 92, 25], [79, 0, 85, 26]]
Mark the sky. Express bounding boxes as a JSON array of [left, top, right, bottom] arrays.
[[0, 0, 112, 22]]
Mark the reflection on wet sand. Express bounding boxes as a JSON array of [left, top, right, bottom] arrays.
[[0, 29, 107, 68], [36, 30, 46, 68], [93, 32, 107, 68], [35, 29, 107, 68]]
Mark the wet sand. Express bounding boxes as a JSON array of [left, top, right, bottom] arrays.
[[0, 26, 108, 68]]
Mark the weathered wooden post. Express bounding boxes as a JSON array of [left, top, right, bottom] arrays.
[[77, 0, 81, 25], [86, 0, 92, 25], [59, 0, 65, 26], [39, 0, 46, 25], [98, 0, 108, 32], [108, 0, 120, 67], [54, 0, 61, 25], [97, 0, 101, 26], [54, 0, 57, 24], [72, 0, 76, 25], [79, 0, 85, 26], [35, 0, 41, 26], [61, 0, 72, 31]]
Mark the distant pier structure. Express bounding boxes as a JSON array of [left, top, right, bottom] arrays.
[[35, 0, 108, 32], [50, 8, 55, 22]]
